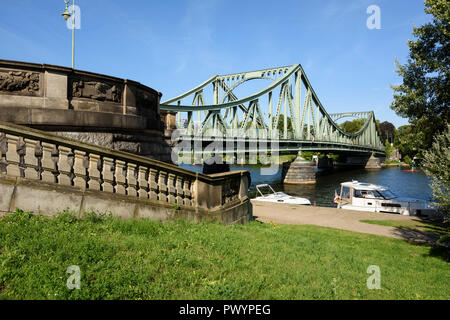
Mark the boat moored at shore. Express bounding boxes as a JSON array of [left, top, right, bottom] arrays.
[[254, 184, 311, 205], [336, 181, 437, 217]]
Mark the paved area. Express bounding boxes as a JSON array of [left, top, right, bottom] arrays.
[[251, 200, 440, 244]]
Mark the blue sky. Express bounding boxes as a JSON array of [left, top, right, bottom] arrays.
[[0, 0, 431, 127]]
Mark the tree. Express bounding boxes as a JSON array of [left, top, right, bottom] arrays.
[[275, 116, 293, 133], [379, 121, 396, 144], [339, 118, 365, 133], [384, 140, 394, 159], [394, 125, 420, 159], [422, 126, 450, 219], [390, 0, 450, 151]]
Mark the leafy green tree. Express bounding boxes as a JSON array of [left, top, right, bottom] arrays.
[[422, 127, 450, 219], [403, 155, 412, 165], [301, 151, 315, 161], [276, 116, 293, 133], [394, 125, 420, 159], [339, 118, 365, 133], [384, 140, 394, 158], [390, 0, 450, 151], [379, 121, 396, 144]]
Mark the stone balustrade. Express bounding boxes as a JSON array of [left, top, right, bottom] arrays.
[[0, 121, 251, 224]]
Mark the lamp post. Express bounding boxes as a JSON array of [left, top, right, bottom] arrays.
[[62, 0, 76, 69]]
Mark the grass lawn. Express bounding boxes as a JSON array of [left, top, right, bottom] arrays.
[[0, 210, 449, 300]]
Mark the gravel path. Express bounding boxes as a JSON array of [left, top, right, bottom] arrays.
[[251, 200, 440, 244]]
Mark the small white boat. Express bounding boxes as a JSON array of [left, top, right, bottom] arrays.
[[253, 184, 311, 205], [336, 181, 436, 217]]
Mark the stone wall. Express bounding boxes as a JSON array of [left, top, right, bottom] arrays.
[[0, 121, 251, 224], [0, 60, 172, 162]]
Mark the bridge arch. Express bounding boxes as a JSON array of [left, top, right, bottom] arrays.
[[161, 64, 385, 156]]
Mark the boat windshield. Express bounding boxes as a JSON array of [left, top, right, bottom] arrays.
[[354, 189, 396, 200], [256, 185, 276, 197], [377, 189, 396, 199]]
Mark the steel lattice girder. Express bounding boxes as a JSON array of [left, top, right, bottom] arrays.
[[161, 64, 385, 153]]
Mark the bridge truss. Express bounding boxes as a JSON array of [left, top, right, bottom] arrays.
[[160, 64, 385, 157]]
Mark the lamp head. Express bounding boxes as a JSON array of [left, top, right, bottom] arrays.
[[62, 1, 71, 21]]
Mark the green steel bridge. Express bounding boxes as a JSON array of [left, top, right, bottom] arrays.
[[160, 64, 385, 159]]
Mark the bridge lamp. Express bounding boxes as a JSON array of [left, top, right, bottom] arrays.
[[61, 0, 76, 69], [61, 1, 71, 20]]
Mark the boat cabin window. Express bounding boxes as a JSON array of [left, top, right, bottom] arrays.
[[353, 186, 397, 200], [341, 187, 351, 199], [354, 189, 384, 199], [354, 190, 364, 198]]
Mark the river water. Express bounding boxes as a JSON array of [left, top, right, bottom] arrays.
[[179, 164, 433, 207]]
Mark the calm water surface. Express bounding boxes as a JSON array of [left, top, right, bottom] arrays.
[[180, 164, 433, 207]]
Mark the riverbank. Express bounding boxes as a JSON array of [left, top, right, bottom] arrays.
[[251, 200, 444, 245]]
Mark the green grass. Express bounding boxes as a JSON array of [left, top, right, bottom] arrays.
[[273, 154, 297, 163], [0, 209, 449, 300]]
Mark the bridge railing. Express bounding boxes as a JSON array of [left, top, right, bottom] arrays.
[[0, 121, 251, 221]]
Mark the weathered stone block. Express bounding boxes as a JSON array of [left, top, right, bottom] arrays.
[[81, 194, 136, 219], [11, 183, 83, 216], [0, 177, 15, 212]]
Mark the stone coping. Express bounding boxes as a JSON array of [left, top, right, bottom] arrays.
[[0, 59, 162, 98]]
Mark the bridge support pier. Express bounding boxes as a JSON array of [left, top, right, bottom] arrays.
[[282, 152, 316, 184], [365, 155, 384, 169]]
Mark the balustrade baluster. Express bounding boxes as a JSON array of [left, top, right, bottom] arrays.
[[41, 142, 57, 183], [73, 150, 87, 189], [57, 146, 73, 186], [17, 137, 26, 177], [88, 153, 101, 190], [176, 176, 184, 205], [148, 169, 159, 200], [102, 157, 115, 193], [167, 174, 176, 203], [138, 166, 149, 199], [183, 180, 192, 206], [126, 163, 137, 196], [23, 138, 39, 180], [5, 134, 21, 177], [158, 171, 168, 202], [114, 160, 126, 194]]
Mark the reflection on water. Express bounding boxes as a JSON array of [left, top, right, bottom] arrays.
[[179, 164, 433, 208]]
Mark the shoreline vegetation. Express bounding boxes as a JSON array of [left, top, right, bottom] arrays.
[[0, 209, 448, 300]]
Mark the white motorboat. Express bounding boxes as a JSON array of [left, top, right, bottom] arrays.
[[336, 181, 436, 217], [253, 184, 311, 205]]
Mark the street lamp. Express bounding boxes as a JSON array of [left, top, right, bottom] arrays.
[[61, 0, 76, 69]]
